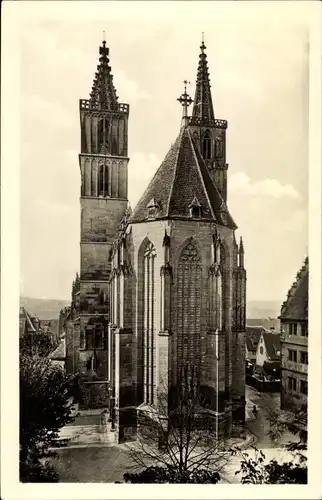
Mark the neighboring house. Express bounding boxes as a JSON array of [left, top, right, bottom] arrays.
[[246, 317, 280, 332], [19, 306, 40, 338], [255, 331, 281, 378], [279, 257, 308, 411], [245, 326, 268, 364], [48, 336, 66, 370], [20, 306, 59, 356], [39, 319, 60, 344]]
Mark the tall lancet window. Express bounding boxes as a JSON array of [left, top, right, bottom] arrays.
[[177, 240, 202, 378], [214, 242, 223, 331], [143, 242, 156, 404], [202, 130, 211, 160], [219, 243, 226, 331]]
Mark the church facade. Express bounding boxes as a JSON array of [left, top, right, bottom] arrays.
[[64, 38, 247, 442]]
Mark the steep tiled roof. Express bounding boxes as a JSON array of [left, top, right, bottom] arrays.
[[280, 258, 308, 321], [49, 338, 66, 360], [245, 326, 267, 353], [262, 332, 281, 360], [19, 306, 38, 336], [130, 127, 236, 228]]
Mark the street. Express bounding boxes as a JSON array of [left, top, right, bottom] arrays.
[[245, 385, 295, 448]]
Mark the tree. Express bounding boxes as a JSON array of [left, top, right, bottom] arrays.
[[20, 330, 58, 357], [234, 444, 307, 484], [266, 404, 307, 444], [20, 354, 76, 482], [124, 364, 231, 483]]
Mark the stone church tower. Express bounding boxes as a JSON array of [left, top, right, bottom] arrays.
[[108, 39, 247, 443], [67, 40, 130, 401]]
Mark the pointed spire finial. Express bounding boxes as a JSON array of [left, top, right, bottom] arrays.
[[103, 30, 106, 43], [201, 32, 206, 51], [191, 37, 215, 125], [177, 80, 193, 129]]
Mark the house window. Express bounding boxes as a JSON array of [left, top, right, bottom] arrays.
[[260, 346, 264, 355], [300, 351, 308, 365], [289, 323, 298, 336], [288, 349, 297, 362], [300, 324, 308, 337], [288, 376, 297, 392], [300, 380, 308, 395]]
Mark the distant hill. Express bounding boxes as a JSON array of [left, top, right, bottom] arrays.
[[247, 300, 281, 319], [246, 318, 280, 332], [20, 296, 281, 324], [20, 297, 70, 320]]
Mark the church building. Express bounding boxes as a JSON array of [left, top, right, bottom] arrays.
[[65, 37, 247, 442]]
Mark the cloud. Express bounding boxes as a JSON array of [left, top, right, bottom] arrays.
[[228, 172, 301, 200], [22, 93, 73, 129], [128, 152, 160, 208], [114, 69, 151, 104]]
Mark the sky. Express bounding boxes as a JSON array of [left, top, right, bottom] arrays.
[[17, 1, 310, 303]]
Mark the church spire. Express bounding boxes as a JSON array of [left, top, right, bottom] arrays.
[[89, 39, 118, 111], [191, 35, 215, 126]]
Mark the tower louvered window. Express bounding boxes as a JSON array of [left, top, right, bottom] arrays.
[[177, 240, 202, 378], [202, 130, 211, 160], [143, 242, 156, 404]]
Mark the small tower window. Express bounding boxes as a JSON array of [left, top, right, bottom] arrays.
[[202, 130, 211, 160]]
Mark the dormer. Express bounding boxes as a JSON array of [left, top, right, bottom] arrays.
[[189, 196, 202, 218], [146, 198, 159, 219]]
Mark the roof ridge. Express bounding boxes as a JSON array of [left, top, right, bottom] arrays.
[[130, 136, 181, 216], [187, 129, 216, 220], [165, 128, 185, 218]]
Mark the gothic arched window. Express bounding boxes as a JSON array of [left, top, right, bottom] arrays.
[[143, 241, 157, 404], [111, 137, 118, 155], [99, 164, 105, 196], [98, 118, 104, 151], [177, 240, 202, 378], [202, 130, 211, 160]]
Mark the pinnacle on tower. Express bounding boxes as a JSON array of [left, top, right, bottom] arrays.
[[89, 39, 118, 111], [239, 236, 244, 254], [191, 35, 215, 126], [177, 80, 193, 129], [238, 236, 245, 268]]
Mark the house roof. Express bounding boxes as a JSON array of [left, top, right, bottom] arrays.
[[245, 326, 267, 352], [130, 127, 236, 228], [40, 319, 59, 336], [262, 332, 281, 360], [48, 338, 66, 360], [280, 257, 308, 321], [19, 306, 39, 336]]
